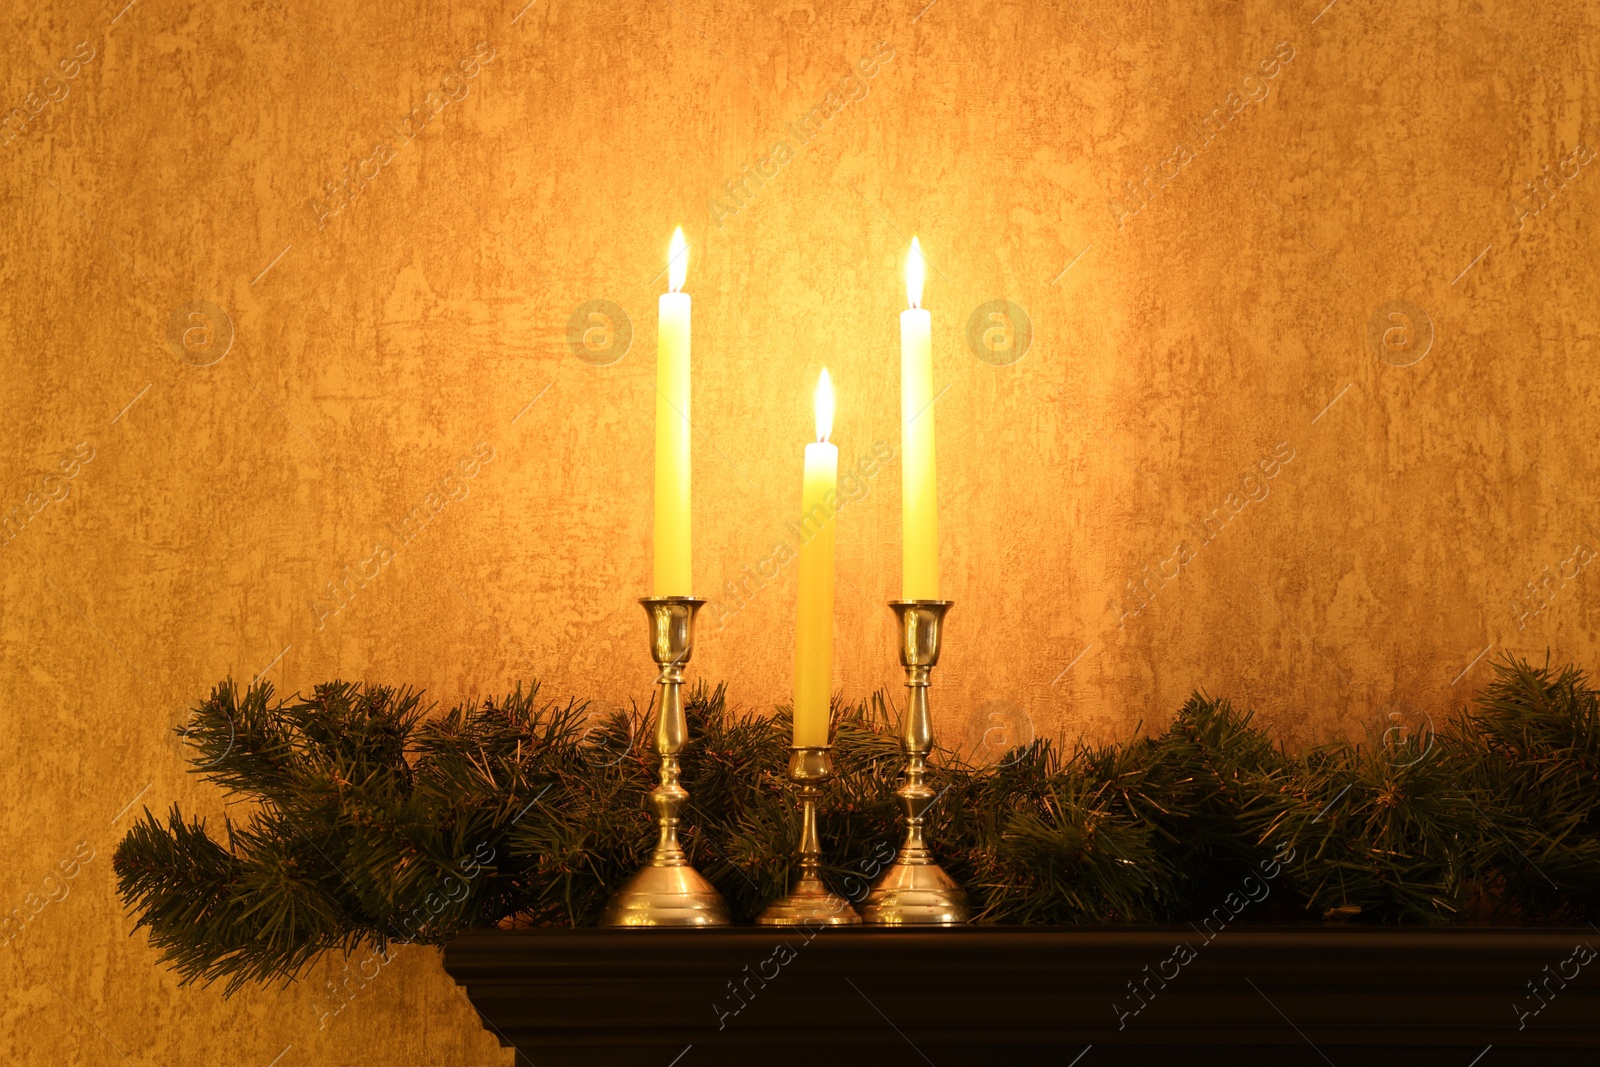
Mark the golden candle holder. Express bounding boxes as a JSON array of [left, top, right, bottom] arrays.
[[862, 600, 971, 925], [756, 746, 862, 926], [600, 596, 729, 927]]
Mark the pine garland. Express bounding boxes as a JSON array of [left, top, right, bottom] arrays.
[[114, 654, 1600, 992]]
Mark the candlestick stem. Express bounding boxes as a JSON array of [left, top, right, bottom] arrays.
[[601, 597, 729, 927], [757, 747, 861, 926], [862, 600, 970, 925]]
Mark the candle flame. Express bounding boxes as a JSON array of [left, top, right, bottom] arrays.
[[668, 226, 688, 293], [906, 236, 925, 309], [814, 368, 834, 443]]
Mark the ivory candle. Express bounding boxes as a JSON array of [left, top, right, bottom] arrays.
[[654, 227, 692, 596], [901, 237, 939, 600], [793, 369, 837, 748]]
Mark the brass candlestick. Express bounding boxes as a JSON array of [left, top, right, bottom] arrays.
[[600, 596, 729, 927], [757, 747, 862, 926], [862, 600, 970, 925]]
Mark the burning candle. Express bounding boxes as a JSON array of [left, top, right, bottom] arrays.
[[793, 369, 838, 748], [654, 227, 692, 596], [901, 237, 939, 600]]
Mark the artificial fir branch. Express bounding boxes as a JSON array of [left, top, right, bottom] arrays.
[[957, 741, 1172, 924], [117, 805, 351, 991], [115, 654, 1600, 991], [1252, 730, 1473, 923], [1456, 655, 1600, 920]]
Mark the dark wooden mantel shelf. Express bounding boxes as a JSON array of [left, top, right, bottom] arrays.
[[444, 926, 1600, 1066]]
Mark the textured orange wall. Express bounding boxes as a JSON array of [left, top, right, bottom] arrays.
[[4, 0, 1599, 1062]]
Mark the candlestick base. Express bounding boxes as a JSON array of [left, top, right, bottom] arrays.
[[862, 600, 970, 927], [755, 879, 862, 927], [601, 596, 729, 928], [757, 747, 861, 927], [601, 864, 730, 927], [858, 862, 968, 926]]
